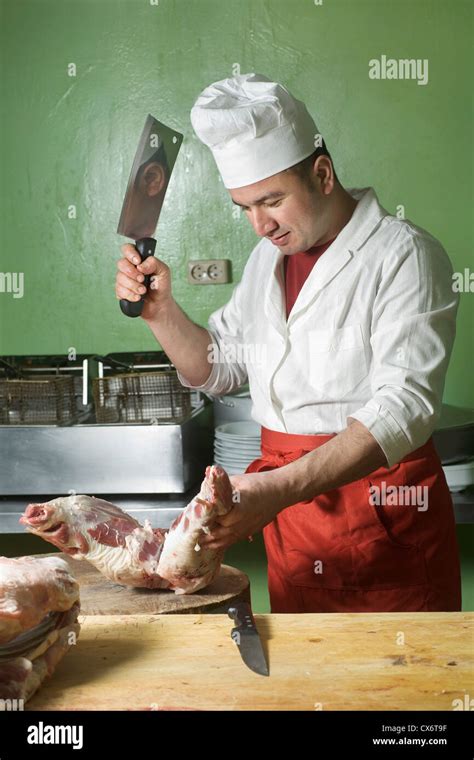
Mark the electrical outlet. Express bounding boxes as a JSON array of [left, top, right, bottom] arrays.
[[187, 259, 232, 285]]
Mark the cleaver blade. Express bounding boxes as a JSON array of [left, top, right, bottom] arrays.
[[117, 114, 183, 318]]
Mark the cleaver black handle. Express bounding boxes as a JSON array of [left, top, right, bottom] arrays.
[[120, 237, 156, 318]]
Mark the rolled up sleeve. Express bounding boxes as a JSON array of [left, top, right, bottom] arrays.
[[348, 232, 459, 467], [176, 278, 249, 396]]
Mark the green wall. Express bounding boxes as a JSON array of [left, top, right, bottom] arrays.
[[0, 0, 472, 406]]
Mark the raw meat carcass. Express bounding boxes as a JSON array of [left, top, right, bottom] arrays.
[[20, 465, 234, 594], [0, 555, 80, 703], [0, 555, 79, 644], [20, 494, 169, 590], [157, 464, 234, 593]]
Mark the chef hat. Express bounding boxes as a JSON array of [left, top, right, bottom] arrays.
[[191, 72, 319, 189]]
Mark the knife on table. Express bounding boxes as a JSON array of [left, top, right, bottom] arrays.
[[228, 601, 269, 676], [117, 114, 183, 318]]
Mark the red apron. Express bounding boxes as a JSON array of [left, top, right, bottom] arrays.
[[245, 427, 462, 613]]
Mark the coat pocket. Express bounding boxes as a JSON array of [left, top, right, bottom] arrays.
[[282, 465, 429, 592], [307, 323, 369, 397], [353, 464, 429, 589]]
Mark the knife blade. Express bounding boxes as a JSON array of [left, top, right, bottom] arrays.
[[228, 601, 269, 676], [117, 114, 183, 318]]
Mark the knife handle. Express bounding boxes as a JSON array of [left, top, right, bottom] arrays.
[[228, 602, 255, 630], [119, 237, 156, 318]]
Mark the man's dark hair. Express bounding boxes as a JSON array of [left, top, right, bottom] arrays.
[[286, 140, 338, 185]]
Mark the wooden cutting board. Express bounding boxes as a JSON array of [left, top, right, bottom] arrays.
[[35, 553, 250, 614], [27, 612, 473, 711]]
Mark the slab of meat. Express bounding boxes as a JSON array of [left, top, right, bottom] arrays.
[[0, 556, 80, 703], [0, 605, 81, 703], [20, 493, 169, 589], [157, 464, 234, 593], [0, 555, 79, 645], [20, 465, 234, 594]]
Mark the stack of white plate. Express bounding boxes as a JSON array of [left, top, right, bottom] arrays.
[[214, 421, 262, 475], [442, 458, 474, 492]]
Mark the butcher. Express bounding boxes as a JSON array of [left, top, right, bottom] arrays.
[[115, 73, 461, 613]]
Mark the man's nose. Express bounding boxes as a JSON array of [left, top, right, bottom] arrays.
[[249, 207, 276, 237]]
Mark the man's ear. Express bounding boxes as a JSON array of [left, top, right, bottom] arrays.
[[315, 155, 336, 194]]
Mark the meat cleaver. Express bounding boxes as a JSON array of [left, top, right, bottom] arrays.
[[117, 114, 183, 318]]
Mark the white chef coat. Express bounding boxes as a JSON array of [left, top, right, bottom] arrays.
[[178, 187, 459, 468]]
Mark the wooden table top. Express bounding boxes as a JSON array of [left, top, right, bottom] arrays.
[[27, 611, 473, 711]]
